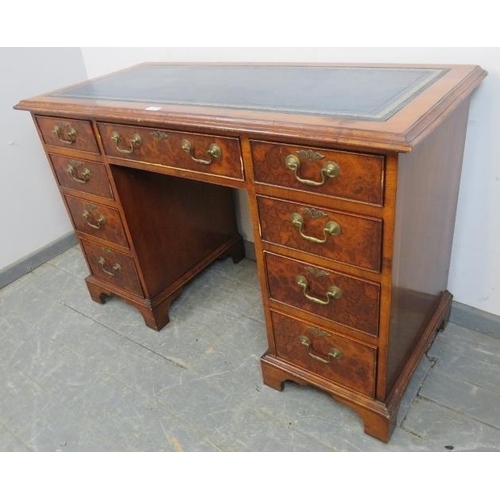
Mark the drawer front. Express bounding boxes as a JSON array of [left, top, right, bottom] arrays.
[[36, 116, 99, 153], [98, 123, 244, 180], [50, 154, 113, 199], [65, 195, 128, 248], [257, 196, 382, 272], [265, 253, 380, 336], [271, 311, 376, 397], [81, 239, 142, 296], [251, 140, 384, 206]]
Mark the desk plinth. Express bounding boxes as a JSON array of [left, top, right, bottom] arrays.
[[16, 63, 486, 442]]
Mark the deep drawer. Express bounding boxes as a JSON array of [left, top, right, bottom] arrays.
[[36, 116, 100, 153], [65, 195, 128, 248], [251, 140, 384, 206], [98, 123, 244, 181], [50, 154, 113, 199], [271, 311, 376, 397], [81, 239, 143, 296], [265, 252, 380, 336], [257, 196, 382, 272]]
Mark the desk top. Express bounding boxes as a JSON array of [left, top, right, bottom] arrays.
[[51, 65, 445, 122], [16, 63, 486, 152]]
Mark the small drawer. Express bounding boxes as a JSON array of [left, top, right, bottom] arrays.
[[271, 311, 376, 397], [98, 123, 244, 181], [265, 253, 380, 336], [251, 140, 384, 206], [65, 195, 128, 248], [50, 154, 113, 199], [36, 116, 99, 153], [257, 196, 382, 272], [81, 239, 142, 296]]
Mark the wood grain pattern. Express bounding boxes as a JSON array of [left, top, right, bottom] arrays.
[[64, 195, 129, 248], [271, 311, 376, 397], [251, 140, 385, 205], [35, 115, 99, 153], [49, 154, 113, 199], [265, 252, 380, 336], [257, 195, 382, 272], [15, 63, 486, 443], [386, 98, 472, 390], [81, 238, 143, 296], [98, 122, 244, 181], [16, 64, 486, 154], [110, 165, 242, 298]]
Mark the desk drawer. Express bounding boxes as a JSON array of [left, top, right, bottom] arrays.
[[257, 196, 382, 272], [271, 311, 376, 397], [50, 154, 113, 199], [251, 140, 384, 206], [81, 239, 143, 296], [265, 253, 380, 336], [65, 195, 129, 248], [98, 123, 243, 180], [36, 116, 99, 153]]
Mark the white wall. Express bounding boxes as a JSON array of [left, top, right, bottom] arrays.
[[4, 48, 498, 318], [0, 48, 87, 270]]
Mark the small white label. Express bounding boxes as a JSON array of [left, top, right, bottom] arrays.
[[145, 106, 162, 111]]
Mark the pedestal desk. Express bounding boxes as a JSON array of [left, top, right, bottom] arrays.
[[16, 63, 486, 442]]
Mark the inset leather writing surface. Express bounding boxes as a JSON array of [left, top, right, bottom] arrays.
[[52, 64, 445, 121]]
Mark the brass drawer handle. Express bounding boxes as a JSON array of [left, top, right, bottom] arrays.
[[285, 154, 340, 186], [82, 210, 106, 229], [298, 335, 343, 363], [111, 131, 142, 154], [67, 160, 90, 184], [291, 213, 341, 243], [98, 256, 121, 276], [52, 122, 77, 145], [181, 139, 222, 165], [295, 274, 342, 305]]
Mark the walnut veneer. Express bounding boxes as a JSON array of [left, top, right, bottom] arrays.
[[15, 63, 486, 442]]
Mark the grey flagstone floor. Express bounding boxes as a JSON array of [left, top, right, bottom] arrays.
[[1, 246, 499, 452]]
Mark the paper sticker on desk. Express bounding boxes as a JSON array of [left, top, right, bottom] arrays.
[[145, 106, 162, 111]]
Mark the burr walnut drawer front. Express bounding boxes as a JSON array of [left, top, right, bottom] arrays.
[[35, 116, 100, 153], [251, 140, 385, 206], [257, 196, 382, 272], [98, 123, 244, 180], [65, 195, 129, 248], [271, 311, 376, 397], [49, 154, 113, 199], [265, 252, 380, 336], [81, 239, 143, 296]]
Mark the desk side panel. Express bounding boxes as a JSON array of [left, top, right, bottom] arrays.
[[387, 98, 471, 390]]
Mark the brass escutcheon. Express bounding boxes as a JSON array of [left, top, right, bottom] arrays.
[[67, 160, 90, 183], [285, 154, 340, 186], [290, 212, 341, 244], [53, 122, 77, 145], [295, 274, 342, 305], [298, 335, 343, 363], [111, 131, 142, 154], [181, 139, 222, 165]]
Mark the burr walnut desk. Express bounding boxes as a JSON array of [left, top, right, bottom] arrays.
[[15, 63, 486, 442]]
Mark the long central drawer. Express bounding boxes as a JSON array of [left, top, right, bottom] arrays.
[[98, 123, 244, 181]]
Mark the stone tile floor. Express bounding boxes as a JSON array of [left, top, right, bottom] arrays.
[[1, 246, 499, 451]]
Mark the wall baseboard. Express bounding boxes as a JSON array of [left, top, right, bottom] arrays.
[[244, 240, 256, 261], [2, 237, 498, 340], [0, 232, 77, 289], [450, 300, 500, 341]]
